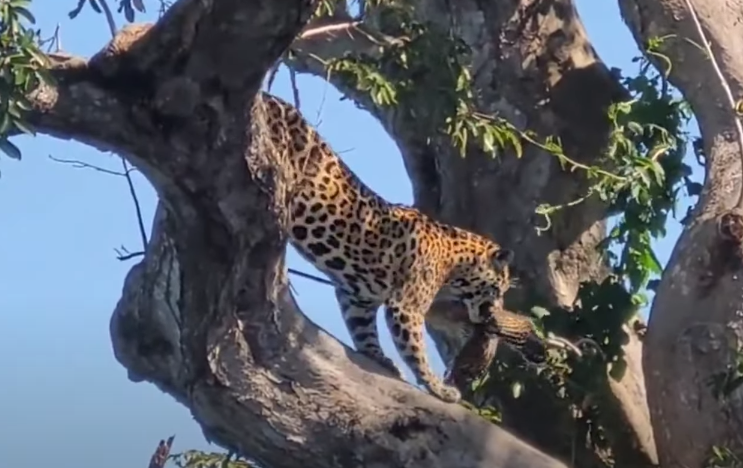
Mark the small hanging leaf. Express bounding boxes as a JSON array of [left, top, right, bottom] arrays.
[[123, 0, 135, 22], [0, 139, 22, 160], [530, 306, 551, 319], [511, 381, 523, 399], [12, 6, 35, 24], [87, 0, 102, 14], [69, 0, 86, 18]]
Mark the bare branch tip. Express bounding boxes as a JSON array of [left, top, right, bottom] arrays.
[[544, 336, 584, 357]]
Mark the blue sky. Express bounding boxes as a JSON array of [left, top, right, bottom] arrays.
[[0, 1, 702, 467]]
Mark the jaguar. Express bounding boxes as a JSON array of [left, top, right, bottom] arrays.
[[257, 93, 516, 403]]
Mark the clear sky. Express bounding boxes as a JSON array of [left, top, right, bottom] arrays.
[[0, 1, 702, 467]]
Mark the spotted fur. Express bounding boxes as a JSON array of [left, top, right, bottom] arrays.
[[260, 93, 515, 403]]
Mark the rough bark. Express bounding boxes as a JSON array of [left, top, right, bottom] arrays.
[[289, 1, 657, 466], [619, 0, 743, 466], [18, 0, 578, 466]]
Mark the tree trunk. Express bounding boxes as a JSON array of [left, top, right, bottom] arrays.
[[290, 1, 656, 466], [21, 0, 573, 466], [619, 0, 743, 466]]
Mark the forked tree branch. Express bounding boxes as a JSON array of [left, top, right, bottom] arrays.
[[16, 0, 569, 466]]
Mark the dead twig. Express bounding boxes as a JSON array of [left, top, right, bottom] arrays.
[[265, 62, 282, 92], [298, 20, 362, 40], [121, 157, 148, 249], [148, 435, 175, 468], [289, 67, 301, 110], [287, 268, 334, 286], [544, 335, 606, 361], [48, 154, 133, 177], [544, 336, 584, 357], [112, 245, 332, 287], [49, 155, 148, 250], [115, 248, 145, 261], [40, 24, 62, 52]]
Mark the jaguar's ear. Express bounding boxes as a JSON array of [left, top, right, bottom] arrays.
[[491, 248, 514, 269]]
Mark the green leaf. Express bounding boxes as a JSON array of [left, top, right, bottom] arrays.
[[508, 132, 523, 158], [123, 1, 135, 21], [686, 181, 702, 196], [649, 158, 666, 186], [511, 381, 523, 399], [0, 139, 22, 160], [11, 6, 35, 24], [530, 306, 551, 319], [645, 248, 663, 275], [482, 129, 495, 154], [12, 117, 34, 135], [637, 168, 652, 188], [626, 121, 643, 135], [0, 112, 10, 134]]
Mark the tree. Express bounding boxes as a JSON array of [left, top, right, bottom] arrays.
[[2, 0, 743, 467]]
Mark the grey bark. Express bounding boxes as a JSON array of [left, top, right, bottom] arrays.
[[290, 1, 657, 466], [619, 0, 743, 466], [20, 0, 574, 466]]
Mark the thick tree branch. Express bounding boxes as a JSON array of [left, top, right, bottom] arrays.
[[618, 0, 743, 465], [16, 0, 573, 466], [111, 200, 568, 468], [680, 0, 743, 214]]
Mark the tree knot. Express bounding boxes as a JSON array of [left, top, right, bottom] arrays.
[[389, 416, 430, 441], [718, 211, 743, 246]]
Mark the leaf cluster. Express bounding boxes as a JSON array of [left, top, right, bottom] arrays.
[[170, 450, 262, 468], [532, 39, 698, 346], [442, 41, 699, 464], [0, 0, 50, 163], [600, 64, 696, 300], [324, 4, 522, 158], [705, 446, 743, 468], [68, 0, 147, 22]]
